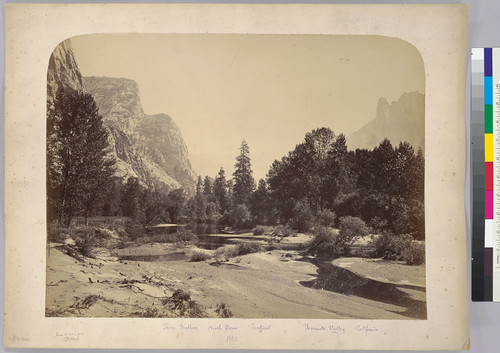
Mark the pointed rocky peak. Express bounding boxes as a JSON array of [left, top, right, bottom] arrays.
[[376, 97, 390, 118], [347, 91, 424, 151]]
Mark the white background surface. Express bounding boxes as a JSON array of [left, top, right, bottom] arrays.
[[1, 0, 499, 352]]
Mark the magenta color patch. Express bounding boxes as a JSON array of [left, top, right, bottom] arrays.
[[485, 190, 494, 219]]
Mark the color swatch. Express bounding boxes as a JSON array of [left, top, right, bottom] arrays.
[[471, 47, 500, 301]]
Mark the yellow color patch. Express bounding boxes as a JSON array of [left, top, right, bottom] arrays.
[[485, 133, 493, 162]]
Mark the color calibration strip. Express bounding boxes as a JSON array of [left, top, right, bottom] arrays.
[[471, 48, 500, 301]]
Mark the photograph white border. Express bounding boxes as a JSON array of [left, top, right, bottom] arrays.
[[4, 4, 469, 350]]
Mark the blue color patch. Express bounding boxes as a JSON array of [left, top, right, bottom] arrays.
[[485, 76, 493, 105]]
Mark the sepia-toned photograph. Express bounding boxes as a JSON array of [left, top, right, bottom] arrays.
[[45, 34, 426, 320]]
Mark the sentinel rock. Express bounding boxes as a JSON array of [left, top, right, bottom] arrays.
[[347, 92, 424, 152]]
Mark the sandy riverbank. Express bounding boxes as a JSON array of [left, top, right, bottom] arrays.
[[46, 238, 426, 319]]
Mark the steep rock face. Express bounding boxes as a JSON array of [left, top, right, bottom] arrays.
[[82, 76, 196, 194], [47, 39, 83, 105], [83, 77, 143, 143], [47, 40, 196, 195], [139, 114, 197, 191], [347, 92, 425, 151]]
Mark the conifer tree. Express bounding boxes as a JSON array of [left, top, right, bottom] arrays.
[[232, 140, 255, 205], [47, 88, 115, 227], [214, 167, 229, 214]]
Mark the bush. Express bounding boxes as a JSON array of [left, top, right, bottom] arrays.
[[70, 227, 105, 258], [308, 226, 341, 255], [188, 249, 213, 262], [372, 231, 412, 260], [338, 216, 369, 242], [212, 242, 262, 260], [272, 224, 296, 237], [308, 218, 368, 257], [162, 289, 206, 318], [174, 228, 198, 242], [235, 242, 262, 255], [214, 246, 237, 261], [215, 303, 233, 318], [401, 242, 425, 265], [372, 231, 425, 265], [315, 209, 336, 227], [252, 225, 270, 235]]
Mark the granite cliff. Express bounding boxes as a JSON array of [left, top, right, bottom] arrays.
[[47, 39, 196, 194]]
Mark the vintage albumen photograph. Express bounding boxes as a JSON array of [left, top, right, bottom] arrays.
[[45, 34, 426, 319]]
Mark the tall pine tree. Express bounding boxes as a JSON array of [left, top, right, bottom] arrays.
[[214, 167, 229, 214], [232, 140, 255, 206], [47, 88, 115, 227]]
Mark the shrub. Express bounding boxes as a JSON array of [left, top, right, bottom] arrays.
[[214, 245, 238, 260], [252, 225, 269, 235], [175, 228, 198, 242], [372, 231, 425, 265], [315, 209, 336, 227], [272, 224, 296, 237], [309, 219, 368, 257], [188, 249, 213, 262], [401, 242, 425, 265], [215, 303, 233, 318], [70, 227, 105, 258], [235, 242, 262, 255], [162, 289, 206, 318], [338, 216, 369, 242], [308, 226, 339, 255], [213, 242, 262, 260], [372, 231, 412, 260]]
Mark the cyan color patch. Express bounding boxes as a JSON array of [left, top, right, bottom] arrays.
[[485, 76, 493, 104]]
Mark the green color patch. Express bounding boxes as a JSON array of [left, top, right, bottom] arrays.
[[485, 105, 493, 133]]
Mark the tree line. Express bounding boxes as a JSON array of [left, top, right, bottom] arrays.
[[181, 127, 424, 240], [47, 89, 424, 241]]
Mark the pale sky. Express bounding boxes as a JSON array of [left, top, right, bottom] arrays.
[[71, 34, 424, 181]]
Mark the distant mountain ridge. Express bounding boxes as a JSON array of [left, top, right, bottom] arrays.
[[47, 40, 196, 195], [347, 92, 424, 151]]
